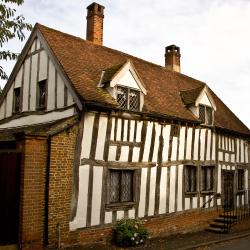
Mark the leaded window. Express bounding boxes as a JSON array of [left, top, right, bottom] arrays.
[[201, 166, 214, 191], [185, 165, 197, 193], [38, 80, 47, 109], [238, 169, 244, 191], [13, 87, 21, 113], [199, 105, 213, 125], [117, 86, 140, 111], [110, 170, 134, 203]]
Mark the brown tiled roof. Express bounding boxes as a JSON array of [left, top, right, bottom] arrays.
[[37, 24, 250, 136], [180, 86, 205, 106]]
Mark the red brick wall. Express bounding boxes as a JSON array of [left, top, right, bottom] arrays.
[[47, 125, 78, 248], [17, 135, 47, 250]]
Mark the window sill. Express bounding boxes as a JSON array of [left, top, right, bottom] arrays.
[[185, 191, 198, 196], [200, 191, 216, 195], [105, 201, 136, 211]]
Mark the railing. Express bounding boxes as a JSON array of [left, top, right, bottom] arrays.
[[223, 189, 250, 233], [202, 193, 221, 208]]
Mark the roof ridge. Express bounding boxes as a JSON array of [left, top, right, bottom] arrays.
[[36, 23, 206, 87]]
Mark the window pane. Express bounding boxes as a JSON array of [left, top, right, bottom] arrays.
[[110, 170, 120, 203], [14, 88, 21, 112], [129, 89, 140, 111], [199, 105, 206, 123], [206, 107, 213, 125], [38, 81, 46, 108], [238, 170, 244, 190], [186, 166, 196, 192], [121, 171, 133, 202], [117, 87, 128, 109]]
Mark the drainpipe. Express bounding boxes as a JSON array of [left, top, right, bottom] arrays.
[[44, 136, 51, 246]]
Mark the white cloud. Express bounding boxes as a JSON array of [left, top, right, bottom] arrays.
[[0, 0, 249, 127]]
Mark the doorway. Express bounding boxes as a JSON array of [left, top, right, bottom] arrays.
[[222, 170, 235, 211]]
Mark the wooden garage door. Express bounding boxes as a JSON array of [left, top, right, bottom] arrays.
[[0, 152, 21, 245]]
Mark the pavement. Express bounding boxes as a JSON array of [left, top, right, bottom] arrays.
[[69, 217, 250, 250]]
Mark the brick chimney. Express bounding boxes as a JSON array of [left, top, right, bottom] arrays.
[[86, 2, 105, 45], [165, 45, 181, 72]]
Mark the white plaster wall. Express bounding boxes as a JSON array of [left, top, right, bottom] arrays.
[[162, 125, 170, 162], [110, 117, 115, 140], [22, 58, 30, 112], [116, 70, 140, 90], [81, 113, 95, 159], [152, 124, 161, 162], [177, 165, 183, 211], [47, 59, 56, 111], [30, 53, 38, 111], [128, 209, 135, 219], [199, 92, 212, 106], [105, 211, 112, 224], [142, 122, 153, 162], [57, 73, 65, 108], [129, 120, 135, 142], [138, 167, 147, 217], [186, 127, 192, 160], [185, 198, 190, 210], [148, 166, 157, 216], [159, 167, 168, 214], [14, 65, 23, 88], [178, 127, 185, 160], [123, 119, 128, 141], [136, 121, 143, 142], [108, 146, 117, 161], [70, 165, 90, 230], [169, 165, 176, 213], [95, 116, 108, 160], [132, 147, 140, 162], [117, 211, 124, 220], [193, 129, 199, 160], [0, 107, 75, 129], [200, 129, 206, 161], [120, 146, 129, 161], [39, 50, 48, 81], [206, 130, 211, 160], [5, 84, 13, 117], [0, 100, 5, 120], [91, 166, 103, 226], [171, 137, 178, 161]]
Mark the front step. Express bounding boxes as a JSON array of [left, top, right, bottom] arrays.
[[206, 214, 238, 234]]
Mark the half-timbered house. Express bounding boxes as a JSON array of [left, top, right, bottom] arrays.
[[0, 2, 249, 249]]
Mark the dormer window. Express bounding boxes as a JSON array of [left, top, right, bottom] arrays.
[[117, 86, 140, 111], [37, 80, 47, 110], [199, 104, 213, 125]]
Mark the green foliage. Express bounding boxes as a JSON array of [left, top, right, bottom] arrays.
[[113, 218, 150, 247], [0, 0, 32, 80]]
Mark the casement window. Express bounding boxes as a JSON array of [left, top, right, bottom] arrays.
[[13, 87, 21, 113], [201, 166, 214, 192], [117, 86, 140, 111], [238, 169, 244, 191], [185, 166, 197, 193], [199, 104, 213, 125], [37, 80, 47, 109], [109, 169, 134, 203], [171, 124, 180, 137]]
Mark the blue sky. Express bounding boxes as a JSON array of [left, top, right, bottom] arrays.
[[1, 0, 250, 127]]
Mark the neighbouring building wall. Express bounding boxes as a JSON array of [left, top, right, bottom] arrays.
[[69, 111, 249, 232]]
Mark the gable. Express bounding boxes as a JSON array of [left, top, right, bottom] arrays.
[[0, 32, 78, 129], [115, 70, 140, 90], [198, 92, 212, 107]]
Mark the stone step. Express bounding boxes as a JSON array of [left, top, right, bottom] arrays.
[[215, 217, 236, 224], [210, 222, 226, 229], [206, 227, 228, 234]]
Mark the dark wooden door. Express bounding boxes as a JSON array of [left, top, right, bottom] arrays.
[[223, 170, 234, 211], [0, 152, 21, 245]]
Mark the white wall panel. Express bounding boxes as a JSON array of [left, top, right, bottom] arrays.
[[120, 146, 129, 161], [57, 73, 65, 108], [117, 211, 124, 220], [123, 119, 128, 141], [138, 168, 147, 217], [67, 89, 74, 106], [142, 122, 153, 162], [193, 197, 197, 209], [105, 211, 112, 224], [5, 84, 13, 117], [128, 209, 135, 219], [39, 50, 48, 81], [47, 60, 55, 111], [136, 121, 143, 142], [116, 118, 122, 141], [95, 116, 108, 160], [171, 137, 178, 161], [132, 147, 140, 162], [14, 65, 23, 88], [162, 125, 170, 162], [0, 100, 5, 120], [91, 166, 103, 226], [206, 130, 211, 160], [69, 165, 89, 230], [185, 198, 190, 210], [200, 129, 206, 161], [169, 166, 176, 213], [186, 127, 192, 160], [148, 166, 157, 216], [81, 113, 95, 159], [110, 117, 115, 140], [129, 120, 135, 142], [159, 167, 168, 214], [178, 127, 185, 160], [30, 54, 38, 111], [193, 129, 199, 160], [177, 165, 183, 211], [152, 124, 161, 162]]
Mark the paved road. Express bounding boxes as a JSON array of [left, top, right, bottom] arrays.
[[211, 235, 250, 250]]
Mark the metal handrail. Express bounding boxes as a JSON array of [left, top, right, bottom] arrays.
[[202, 193, 221, 208]]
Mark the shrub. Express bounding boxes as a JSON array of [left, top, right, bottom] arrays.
[[113, 218, 150, 247]]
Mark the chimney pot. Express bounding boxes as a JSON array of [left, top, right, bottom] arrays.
[[165, 45, 181, 72], [86, 2, 105, 45]]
